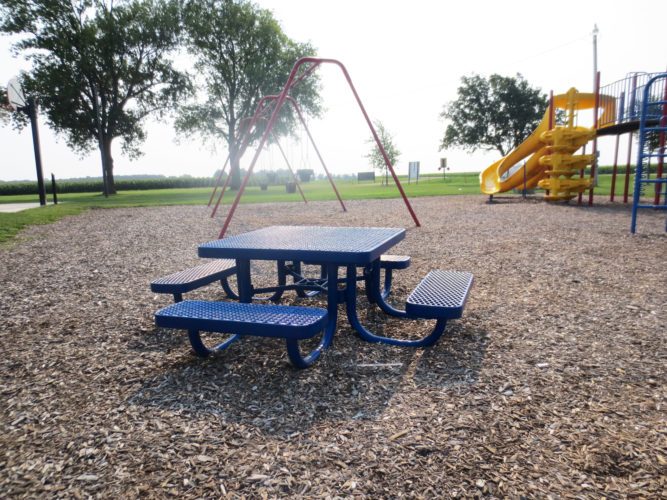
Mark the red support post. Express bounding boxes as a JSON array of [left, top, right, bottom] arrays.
[[208, 155, 230, 207], [654, 75, 667, 206], [623, 132, 633, 203], [217, 57, 421, 239], [610, 134, 620, 202]]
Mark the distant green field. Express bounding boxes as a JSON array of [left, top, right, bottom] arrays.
[[0, 172, 652, 243]]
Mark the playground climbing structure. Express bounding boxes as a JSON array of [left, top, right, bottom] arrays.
[[631, 72, 667, 233], [538, 88, 602, 201], [479, 87, 615, 201], [481, 71, 667, 231]]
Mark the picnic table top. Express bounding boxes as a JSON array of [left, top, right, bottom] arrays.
[[198, 225, 405, 265]]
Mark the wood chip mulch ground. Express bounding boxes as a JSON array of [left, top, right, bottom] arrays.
[[1, 194, 665, 499]]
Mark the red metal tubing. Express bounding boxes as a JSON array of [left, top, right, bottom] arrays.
[[218, 57, 421, 238], [610, 134, 620, 202], [623, 132, 633, 203], [654, 74, 667, 206], [283, 95, 346, 212], [208, 154, 230, 207]]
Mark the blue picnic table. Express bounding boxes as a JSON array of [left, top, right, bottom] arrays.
[[154, 226, 473, 368]]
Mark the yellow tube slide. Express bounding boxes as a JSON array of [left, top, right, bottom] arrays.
[[479, 90, 615, 195]]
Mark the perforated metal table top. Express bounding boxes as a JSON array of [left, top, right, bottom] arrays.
[[199, 226, 405, 264]]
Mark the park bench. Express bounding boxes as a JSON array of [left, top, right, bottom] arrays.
[[150, 259, 237, 302], [406, 270, 473, 320], [151, 254, 410, 303], [154, 300, 330, 368], [355, 269, 474, 347]]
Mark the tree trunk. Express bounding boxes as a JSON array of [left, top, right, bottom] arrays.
[[101, 136, 116, 195], [230, 153, 241, 190], [229, 138, 242, 190]]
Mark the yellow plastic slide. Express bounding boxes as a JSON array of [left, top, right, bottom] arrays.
[[479, 91, 615, 195]]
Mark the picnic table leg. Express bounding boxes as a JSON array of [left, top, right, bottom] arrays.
[[220, 277, 240, 300], [285, 262, 338, 367], [188, 329, 241, 357], [236, 259, 252, 303], [365, 261, 408, 318], [345, 264, 448, 347]]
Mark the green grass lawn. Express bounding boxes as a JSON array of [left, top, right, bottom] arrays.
[[0, 172, 650, 243]]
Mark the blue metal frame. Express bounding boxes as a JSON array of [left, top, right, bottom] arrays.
[[189, 226, 472, 364], [198, 226, 406, 365], [631, 73, 667, 233]]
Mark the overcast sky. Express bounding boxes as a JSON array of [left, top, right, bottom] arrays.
[[1, 0, 665, 182]]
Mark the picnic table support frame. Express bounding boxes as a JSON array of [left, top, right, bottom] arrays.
[[345, 264, 448, 347]]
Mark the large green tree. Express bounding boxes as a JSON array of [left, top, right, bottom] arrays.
[[440, 73, 547, 157], [175, 0, 321, 190], [0, 0, 189, 194]]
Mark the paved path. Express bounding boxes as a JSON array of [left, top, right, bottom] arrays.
[[0, 202, 50, 213]]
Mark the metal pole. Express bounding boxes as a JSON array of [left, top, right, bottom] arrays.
[[654, 73, 667, 206], [589, 70, 601, 204], [546, 91, 554, 199], [27, 99, 47, 206], [217, 57, 421, 238], [592, 24, 598, 94], [523, 161, 527, 199], [51, 173, 58, 205]]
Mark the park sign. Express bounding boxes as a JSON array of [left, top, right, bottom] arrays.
[[408, 161, 420, 184]]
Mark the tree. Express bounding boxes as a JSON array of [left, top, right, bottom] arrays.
[[440, 73, 547, 156], [0, 0, 189, 194], [365, 120, 400, 186], [175, 0, 321, 190]]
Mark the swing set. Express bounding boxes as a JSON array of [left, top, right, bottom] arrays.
[[209, 57, 421, 238]]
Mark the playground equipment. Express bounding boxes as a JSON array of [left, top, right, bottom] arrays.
[[211, 57, 421, 239], [208, 95, 344, 218], [630, 72, 667, 232], [480, 87, 616, 201], [480, 71, 667, 232]]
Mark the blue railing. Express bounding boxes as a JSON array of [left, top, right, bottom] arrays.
[[598, 72, 665, 128], [631, 72, 667, 233]]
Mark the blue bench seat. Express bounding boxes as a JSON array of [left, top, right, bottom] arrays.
[[379, 254, 411, 269], [154, 300, 331, 368], [353, 269, 473, 347], [405, 270, 473, 320], [151, 259, 237, 302]]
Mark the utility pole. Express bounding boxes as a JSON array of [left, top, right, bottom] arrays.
[[592, 24, 599, 93], [592, 24, 599, 186]]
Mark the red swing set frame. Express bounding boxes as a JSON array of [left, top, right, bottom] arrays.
[[212, 57, 421, 239]]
